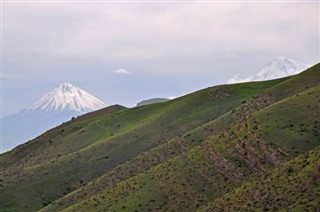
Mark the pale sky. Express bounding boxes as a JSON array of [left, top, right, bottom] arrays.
[[1, 1, 319, 117]]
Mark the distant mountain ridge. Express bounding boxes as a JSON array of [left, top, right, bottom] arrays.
[[228, 57, 310, 83], [136, 98, 169, 107], [1, 83, 106, 153]]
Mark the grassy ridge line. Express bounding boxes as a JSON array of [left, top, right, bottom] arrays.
[[54, 103, 282, 209], [61, 71, 320, 211], [261, 63, 320, 101], [1, 104, 178, 210], [1, 101, 177, 171], [2, 78, 288, 171], [41, 79, 294, 211], [0, 105, 127, 168], [252, 84, 320, 155], [0, 83, 230, 168], [198, 84, 320, 211], [1, 81, 284, 211], [2, 64, 319, 211], [1, 105, 177, 210], [43, 73, 320, 210]]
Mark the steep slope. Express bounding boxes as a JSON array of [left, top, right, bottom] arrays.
[[228, 57, 310, 83], [1, 83, 106, 153], [200, 147, 320, 211], [0, 78, 285, 211], [47, 65, 319, 211], [0, 64, 319, 211]]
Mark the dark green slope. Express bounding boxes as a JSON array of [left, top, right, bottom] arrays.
[[48, 65, 319, 211], [0, 76, 285, 211]]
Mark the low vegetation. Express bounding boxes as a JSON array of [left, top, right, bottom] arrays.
[[0, 64, 319, 211]]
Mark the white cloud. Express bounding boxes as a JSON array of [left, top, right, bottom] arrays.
[[114, 68, 130, 74], [3, 2, 318, 77]]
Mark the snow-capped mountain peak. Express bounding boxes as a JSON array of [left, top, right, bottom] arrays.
[[22, 83, 107, 113], [228, 57, 310, 83]]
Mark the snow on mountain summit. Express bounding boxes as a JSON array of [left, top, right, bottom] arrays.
[[23, 83, 107, 113], [228, 57, 310, 84]]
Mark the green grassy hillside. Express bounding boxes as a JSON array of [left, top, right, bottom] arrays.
[[200, 146, 320, 211], [1, 63, 319, 211]]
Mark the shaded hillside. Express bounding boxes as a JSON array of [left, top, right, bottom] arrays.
[[0, 64, 319, 211]]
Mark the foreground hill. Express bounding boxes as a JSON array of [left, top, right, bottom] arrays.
[[0, 64, 319, 211]]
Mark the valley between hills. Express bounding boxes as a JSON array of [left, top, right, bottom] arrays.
[[0, 63, 319, 211]]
